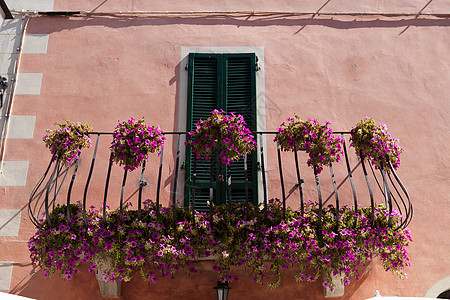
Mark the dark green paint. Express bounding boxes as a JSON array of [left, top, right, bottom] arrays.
[[185, 53, 258, 210]]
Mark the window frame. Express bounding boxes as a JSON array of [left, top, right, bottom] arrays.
[[184, 53, 258, 210], [176, 46, 266, 208]]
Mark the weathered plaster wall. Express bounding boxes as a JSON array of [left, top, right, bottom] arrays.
[[52, 0, 450, 14], [0, 0, 449, 298]]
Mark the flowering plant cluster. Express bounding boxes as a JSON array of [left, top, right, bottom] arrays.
[[275, 114, 343, 174], [28, 200, 411, 289], [110, 118, 165, 171], [186, 109, 256, 165], [350, 118, 403, 171], [43, 120, 92, 166]]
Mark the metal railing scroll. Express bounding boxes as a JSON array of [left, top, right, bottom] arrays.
[[28, 132, 412, 231]]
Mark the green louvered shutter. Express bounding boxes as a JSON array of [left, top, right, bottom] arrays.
[[185, 54, 220, 211], [185, 53, 258, 210], [225, 54, 258, 205]]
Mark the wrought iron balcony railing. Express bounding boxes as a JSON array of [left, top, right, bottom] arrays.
[[28, 132, 412, 230]]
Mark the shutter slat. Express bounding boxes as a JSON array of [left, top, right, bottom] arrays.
[[225, 55, 257, 203], [187, 53, 257, 210]]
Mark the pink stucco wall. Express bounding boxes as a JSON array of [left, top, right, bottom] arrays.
[[52, 0, 450, 14], [1, 0, 449, 298]]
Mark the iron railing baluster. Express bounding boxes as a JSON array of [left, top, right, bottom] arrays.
[[360, 152, 375, 224], [83, 134, 100, 224], [52, 163, 68, 211], [28, 131, 412, 232], [244, 154, 249, 220], [103, 151, 113, 222], [388, 161, 413, 228], [44, 158, 60, 227], [386, 171, 406, 220], [276, 139, 286, 219], [119, 169, 128, 217], [156, 146, 164, 217], [294, 149, 304, 217], [379, 160, 393, 227], [138, 160, 146, 219], [29, 155, 56, 228], [259, 134, 268, 220], [67, 154, 81, 220], [329, 164, 339, 229], [314, 166, 322, 230], [227, 164, 232, 214], [192, 157, 197, 224], [386, 178, 402, 219], [37, 173, 60, 228], [209, 153, 214, 221], [43, 162, 66, 221], [369, 163, 384, 197], [342, 134, 358, 228], [172, 134, 181, 226], [52, 163, 60, 212]]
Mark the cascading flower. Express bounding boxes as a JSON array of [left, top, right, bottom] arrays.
[[350, 117, 403, 171], [29, 200, 411, 289], [43, 120, 92, 166], [275, 114, 343, 174], [185, 109, 256, 165], [110, 118, 165, 171]]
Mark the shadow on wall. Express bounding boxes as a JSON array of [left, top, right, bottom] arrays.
[[10, 259, 376, 300], [26, 14, 450, 35], [10, 265, 102, 300]]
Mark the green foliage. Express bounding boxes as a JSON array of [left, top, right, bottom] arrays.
[[29, 201, 411, 290], [275, 115, 343, 174], [42, 120, 92, 166], [186, 109, 256, 165], [350, 118, 403, 171], [110, 118, 165, 171]]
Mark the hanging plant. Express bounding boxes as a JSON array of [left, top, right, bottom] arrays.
[[185, 109, 256, 165], [110, 118, 165, 171], [350, 117, 403, 171], [275, 114, 343, 174], [42, 120, 92, 166], [28, 200, 411, 289]]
